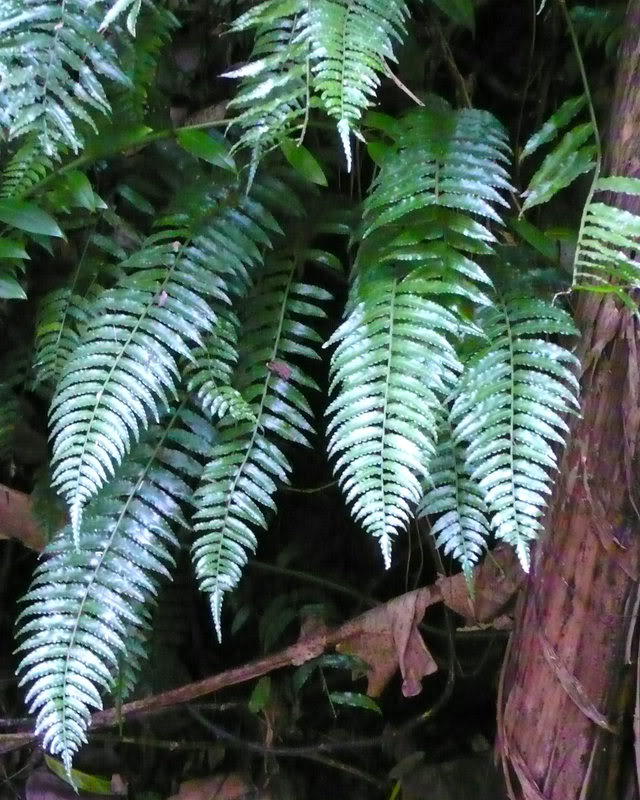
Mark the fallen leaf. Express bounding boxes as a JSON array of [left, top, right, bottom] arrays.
[[167, 773, 252, 800], [335, 587, 437, 697], [26, 769, 119, 800], [0, 485, 47, 551]]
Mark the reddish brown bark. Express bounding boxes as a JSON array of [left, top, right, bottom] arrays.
[[499, 7, 640, 799]]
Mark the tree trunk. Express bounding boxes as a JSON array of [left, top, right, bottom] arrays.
[[498, 7, 640, 799]]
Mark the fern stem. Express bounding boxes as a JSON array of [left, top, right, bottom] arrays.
[[557, 0, 602, 290]]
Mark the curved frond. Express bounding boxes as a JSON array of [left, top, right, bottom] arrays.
[[574, 176, 640, 291], [450, 297, 579, 570], [49, 178, 283, 533], [0, 135, 55, 199], [16, 404, 215, 771], [326, 277, 462, 567], [0, 0, 130, 157], [419, 420, 490, 580], [192, 258, 330, 637]]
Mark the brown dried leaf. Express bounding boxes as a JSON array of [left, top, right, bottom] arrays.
[[0, 485, 47, 551], [167, 773, 253, 800], [335, 587, 438, 698]]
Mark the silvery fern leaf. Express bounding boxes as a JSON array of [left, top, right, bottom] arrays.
[[16, 404, 216, 772], [192, 258, 330, 638], [49, 178, 283, 534], [326, 277, 462, 567], [450, 297, 580, 571], [419, 420, 490, 581], [0, 0, 130, 157]]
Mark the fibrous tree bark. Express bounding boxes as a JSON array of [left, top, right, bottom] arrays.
[[499, 5, 640, 798]]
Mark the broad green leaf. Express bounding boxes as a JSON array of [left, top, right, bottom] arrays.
[[280, 140, 328, 186], [0, 201, 63, 238], [61, 171, 99, 211], [509, 217, 558, 261], [45, 755, 113, 794], [177, 129, 236, 171]]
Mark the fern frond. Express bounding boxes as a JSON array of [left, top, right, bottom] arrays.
[[0, 135, 55, 199], [450, 297, 579, 571], [574, 176, 640, 290], [0, 0, 130, 157], [49, 177, 282, 533], [419, 420, 490, 580], [305, 0, 409, 169], [192, 258, 330, 638], [32, 288, 91, 388], [520, 95, 596, 212], [224, 1, 310, 160], [326, 277, 462, 567], [16, 404, 216, 771]]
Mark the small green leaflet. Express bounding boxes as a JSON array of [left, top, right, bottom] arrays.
[[280, 140, 328, 186], [329, 691, 382, 714], [177, 129, 236, 172], [0, 201, 63, 238], [596, 176, 640, 195], [248, 676, 272, 714], [0, 240, 28, 260]]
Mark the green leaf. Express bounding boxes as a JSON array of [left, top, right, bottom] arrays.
[[520, 95, 586, 160], [430, 0, 475, 29], [509, 217, 558, 261], [0, 271, 26, 299], [596, 176, 640, 196], [280, 140, 328, 186], [45, 755, 113, 794], [61, 171, 98, 212], [0, 201, 63, 238], [177, 129, 236, 171], [248, 676, 272, 714], [0, 240, 29, 260], [329, 691, 382, 714]]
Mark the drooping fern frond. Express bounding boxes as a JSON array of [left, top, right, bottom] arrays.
[[192, 257, 330, 637], [304, 0, 409, 169], [225, 0, 411, 169], [49, 176, 283, 533], [418, 419, 490, 580], [326, 278, 462, 567], [450, 297, 579, 571], [358, 107, 511, 310], [224, 1, 311, 162], [16, 403, 216, 771], [0, 0, 131, 157]]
